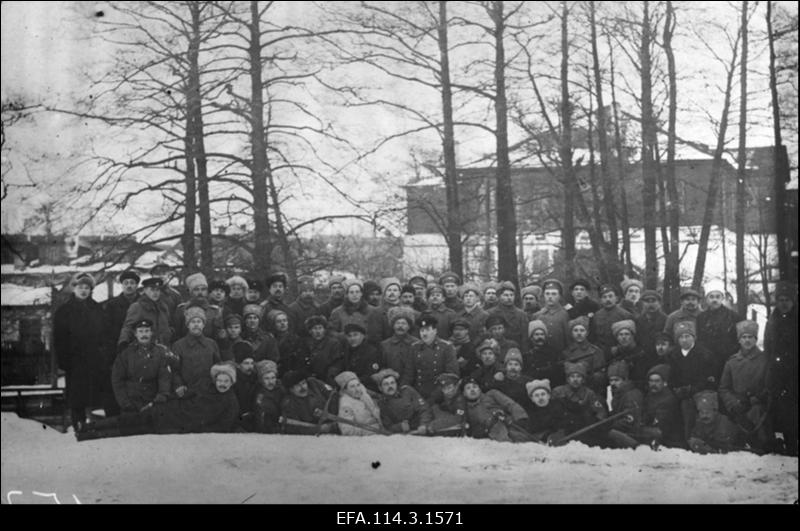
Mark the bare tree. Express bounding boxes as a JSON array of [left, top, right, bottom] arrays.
[[735, 0, 749, 316]]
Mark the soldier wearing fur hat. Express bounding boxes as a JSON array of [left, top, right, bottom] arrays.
[[244, 278, 265, 304], [455, 283, 489, 341], [635, 290, 668, 360], [252, 360, 284, 434], [337, 371, 384, 436], [533, 279, 571, 355], [224, 275, 249, 318], [174, 273, 225, 341], [526, 320, 561, 385], [305, 315, 344, 387], [119, 276, 174, 351], [591, 284, 634, 357], [111, 319, 172, 414], [171, 306, 222, 398], [663, 287, 704, 339], [240, 304, 280, 364], [77, 364, 240, 441], [426, 373, 468, 434], [607, 320, 648, 391], [380, 307, 418, 386], [606, 360, 645, 448], [696, 286, 741, 381], [373, 369, 433, 434], [567, 279, 600, 320], [492, 348, 533, 411], [666, 320, 717, 442], [342, 322, 382, 392], [363, 280, 382, 307], [620, 278, 644, 317], [406, 315, 459, 399], [553, 362, 608, 445], [640, 364, 682, 447], [562, 316, 607, 396], [487, 281, 529, 354], [469, 337, 505, 391], [484, 314, 521, 361], [521, 284, 542, 320], [261, 272, 294, 333], [279, 371, 337, 435], [482, 281, 500, 311], [687, 391, 746, 454], [54, 273, 107, 430], [424, 284, 456, 339], [719, 320, 773, 452], [462, 379, 531, 442], [208, 279, 230, 311], [764, 281, 797, 455], [525, 379, 570, 443], [287, 275, 322, 339]]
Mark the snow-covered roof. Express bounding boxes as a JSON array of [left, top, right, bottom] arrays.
[[1, 263, 131, 276], [1, 284, 51, 306]]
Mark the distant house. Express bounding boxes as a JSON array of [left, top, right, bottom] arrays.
[[403, 147, 789, 286]]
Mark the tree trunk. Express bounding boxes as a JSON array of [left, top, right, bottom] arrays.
[[438, 1, 463, 279], [586, 79, 612, 284], [248, 0, 272, 277], [640, 1, 659, 290], [491, 1, 519, 286], [767, 1, 790, 282], [607, 34, 633, 275], [182, 133, 197, 272], [663, 0, 681, 307], [589, 1, 619, 256], [735, 0, 748, 316], [560, 2, 576, 282], [691, 30, 740, 289], [188, 3, 213, 274]]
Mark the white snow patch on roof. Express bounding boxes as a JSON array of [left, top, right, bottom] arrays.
[[1, 284, 51, 306], [1, 413, 796, 504]]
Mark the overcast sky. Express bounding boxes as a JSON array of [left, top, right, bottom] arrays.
[[1, 1, 796, 240]]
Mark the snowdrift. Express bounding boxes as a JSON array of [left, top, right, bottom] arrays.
[[1, 413, 796, 504]]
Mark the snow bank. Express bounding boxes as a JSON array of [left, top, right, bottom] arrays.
[[1, 284, 52, 306], [1, 413, 796, 504]]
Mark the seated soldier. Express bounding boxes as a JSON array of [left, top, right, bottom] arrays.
[[639, 364, 682, 448], [526, 320, 561, 385], [688, 391, 747, 454], [232, 342, 259, 431], [462, 378, 531, 443], [77, 364, 239, 440], [606, 361, 645, 449], [719, 320, 773, 452], [252, 360, 284, 434], [553, 362, 608, 446], [373, 368, 432, 435], [111, 318, 172, 414], [279, 370, 336, 435], [427, 373, 468, 435], [492, 348, 533, 409], [305, 315, 344, 388], [336, 371, 384, 436], [469, 337, 505, 391], [171, 307, 222, 397], [525, 379, 569, 444]]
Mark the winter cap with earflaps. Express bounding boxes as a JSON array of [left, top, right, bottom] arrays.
[[226, 275, 249, 291], [620, 278, 644, 295], [611, 320, 636, 337], [184, 306, 207, 325], [243, 304, 263, 319], [255, 360, 278, 379], [564, 361, 587, 378], [282, 370, 309, 390], [232, 341, 255, 364], [736, 320, 758, 339], [185, 272, 208, 292], [521, 285, 542, 298], [70, 273, 96, 290], [673, 321, 696, 340], [210, 363, 237, 385], [371, 368, 400, 387], [387, 306, 416, 328], [526, 379, 551, 396], [607, 360, 629, 380], [335, 371, 359, 390], [568, 316, 590, 331], [380, 277, 402, 293], [646, 364, 671, 382], [528, 319, 548, 337], [504, 348, 524, 366], [694, 390, 719, 412]]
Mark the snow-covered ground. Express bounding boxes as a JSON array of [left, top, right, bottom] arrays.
[[1, 413, 796, 504]]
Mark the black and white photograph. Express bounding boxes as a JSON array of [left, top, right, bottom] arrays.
[[1, 1, 797, 506]]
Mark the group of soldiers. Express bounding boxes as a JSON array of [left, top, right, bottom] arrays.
[[55, 264, 797, 455]]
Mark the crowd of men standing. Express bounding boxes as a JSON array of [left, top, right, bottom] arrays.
[[54, 264, 797, 455]]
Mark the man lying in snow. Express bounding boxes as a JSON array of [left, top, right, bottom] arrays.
[[76, 364, 239, 441]]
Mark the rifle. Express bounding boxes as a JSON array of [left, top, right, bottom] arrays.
[[318, 409, 393, 436], [549, 407, 636, 447], [281, 416, 331, 435], [411, 423, 470, 437]]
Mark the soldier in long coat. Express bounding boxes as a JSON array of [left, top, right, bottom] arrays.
[[404, 315, 459, 399], [111, 319, 172, 414], [54, 273, 106, 430]]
